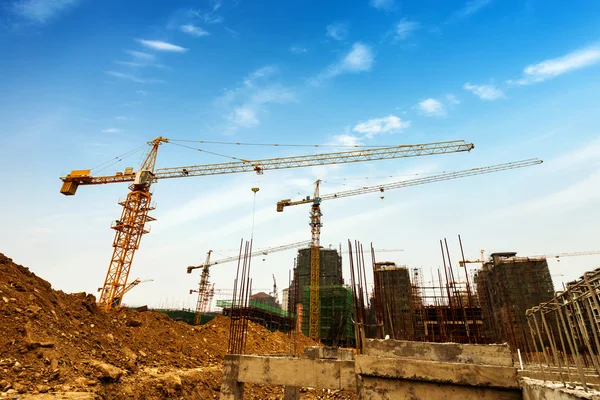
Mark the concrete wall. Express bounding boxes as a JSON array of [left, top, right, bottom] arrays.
[[521, 378, 600, 400]]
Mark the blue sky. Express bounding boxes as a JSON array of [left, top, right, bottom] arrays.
[[1, 0, 600, 308]]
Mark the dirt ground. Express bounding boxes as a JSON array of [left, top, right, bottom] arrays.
[[0, 253, 356, 399]]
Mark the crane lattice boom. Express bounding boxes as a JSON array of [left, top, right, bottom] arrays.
[[60, 140, 474, 193], [277, 159, 542, 210], [187, 240, 311, 273]]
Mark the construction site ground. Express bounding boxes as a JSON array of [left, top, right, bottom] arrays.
[[0, 253, 357, 399]]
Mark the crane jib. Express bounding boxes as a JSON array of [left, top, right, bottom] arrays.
[[59, 140, 474, 193]]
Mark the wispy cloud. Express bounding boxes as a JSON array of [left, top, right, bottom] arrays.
[[126, 50, 155, 60], [225, 26, 239, 39], [353, 115, 410, 138], [326, 22, 349, 41], [445, 94, 460, 104], [394, 18, 420, 41], [463, 82, 505, 100], [369, 0, 396, 11], [290, 46, 308, 54], [180, 24, 210, 37], [137, 39, 187, 53], [217, 66, 296, 132], [328, 134, 364, 147], [105, 71, 163, 84], [455, 0, 492, 18], [115, 116, 128, 121], [310, 42, 374, 85], [210, 0, 222, 12], [10, 0, 81, 24], [417, 98, 446, 117], [508, 46, 600, 85], [101, 128, 122, 133]]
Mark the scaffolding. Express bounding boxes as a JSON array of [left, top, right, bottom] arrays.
[[301, 285, 355, 347]]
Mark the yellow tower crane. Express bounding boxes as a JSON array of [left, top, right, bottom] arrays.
[[187, 240, 310, 325], [276, 158, 542, 341], [60, 137, 474, 310]]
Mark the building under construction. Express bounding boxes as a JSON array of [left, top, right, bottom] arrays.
[[371, 261, 483, 344], [288, 247, 354, 346], [475, 252, 555, 352]]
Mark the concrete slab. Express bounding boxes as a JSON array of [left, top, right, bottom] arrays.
[[356, 355, 520, 389], [234, 355, 356, 390], [360, 377, 522, 400], [363, 339, 514, 367]]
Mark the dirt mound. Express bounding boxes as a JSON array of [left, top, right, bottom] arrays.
[[0, 253, 353, 399]]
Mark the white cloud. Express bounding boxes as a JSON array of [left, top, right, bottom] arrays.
[[395, 19, 420, 41], [290, 47, 308, 54], [115, 116, 128, 121], [114, 61, 146, 67], [463, 82, 505, 100], [105, 71, 163, 84], [217, 66, 296, 132], [369, 0, 396, 11], [227, 106, 259, 128], [180, 24, 210, 37], [445, 94, 460, 104], [456, 0, 492, 18], [310, 42, 374, 85], [340, 43, 374, 72], [326, 22, 349, 41], [417, 98, 446, 117], [126, 50, 155, 60], [327, 134, 363, 147], [136, 90, 148, 95], [101, 128, 122, 133], [209, 0, 221, 11], [492, 171, 600, 220], [244, 65, 278, 86], [137, 39, 188, 53], [551, 137, 600, 171], [11, 0, 81, 24], [352, 115, 410, 138], [508, 46, 600, 85]]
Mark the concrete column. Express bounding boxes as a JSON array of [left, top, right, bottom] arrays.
[[283, 386, 300, 400], [220, 355, 244, 400]]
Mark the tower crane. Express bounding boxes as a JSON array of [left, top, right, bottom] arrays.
[[60, 137, 474, 310], [276, 158, 542, 341], [187, 240, 310, 325], [189, 250, 212, 325]]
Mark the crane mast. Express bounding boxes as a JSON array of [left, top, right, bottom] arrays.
[[277, 158, 542, 341], [309, 180, 322, 340], [61, 137, 474, 310], [97, 137, 167, 310]]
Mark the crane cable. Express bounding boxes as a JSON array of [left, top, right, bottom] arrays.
[[169, 138, 396, 148]]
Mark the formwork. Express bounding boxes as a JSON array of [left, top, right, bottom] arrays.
[[301, 285, 355, 346], [475, 252, 555, 352], [373, 264, 414, 340]]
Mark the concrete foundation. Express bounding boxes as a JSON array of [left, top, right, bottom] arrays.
[[219, 339, 524, 399]]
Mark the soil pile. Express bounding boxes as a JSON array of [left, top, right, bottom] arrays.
[[0, 253, 355, 399]]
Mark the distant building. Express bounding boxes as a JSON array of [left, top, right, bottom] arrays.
[[250, 292, 279, 309], [475, 252, 555, 352], [281, 288, 289, 313]]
